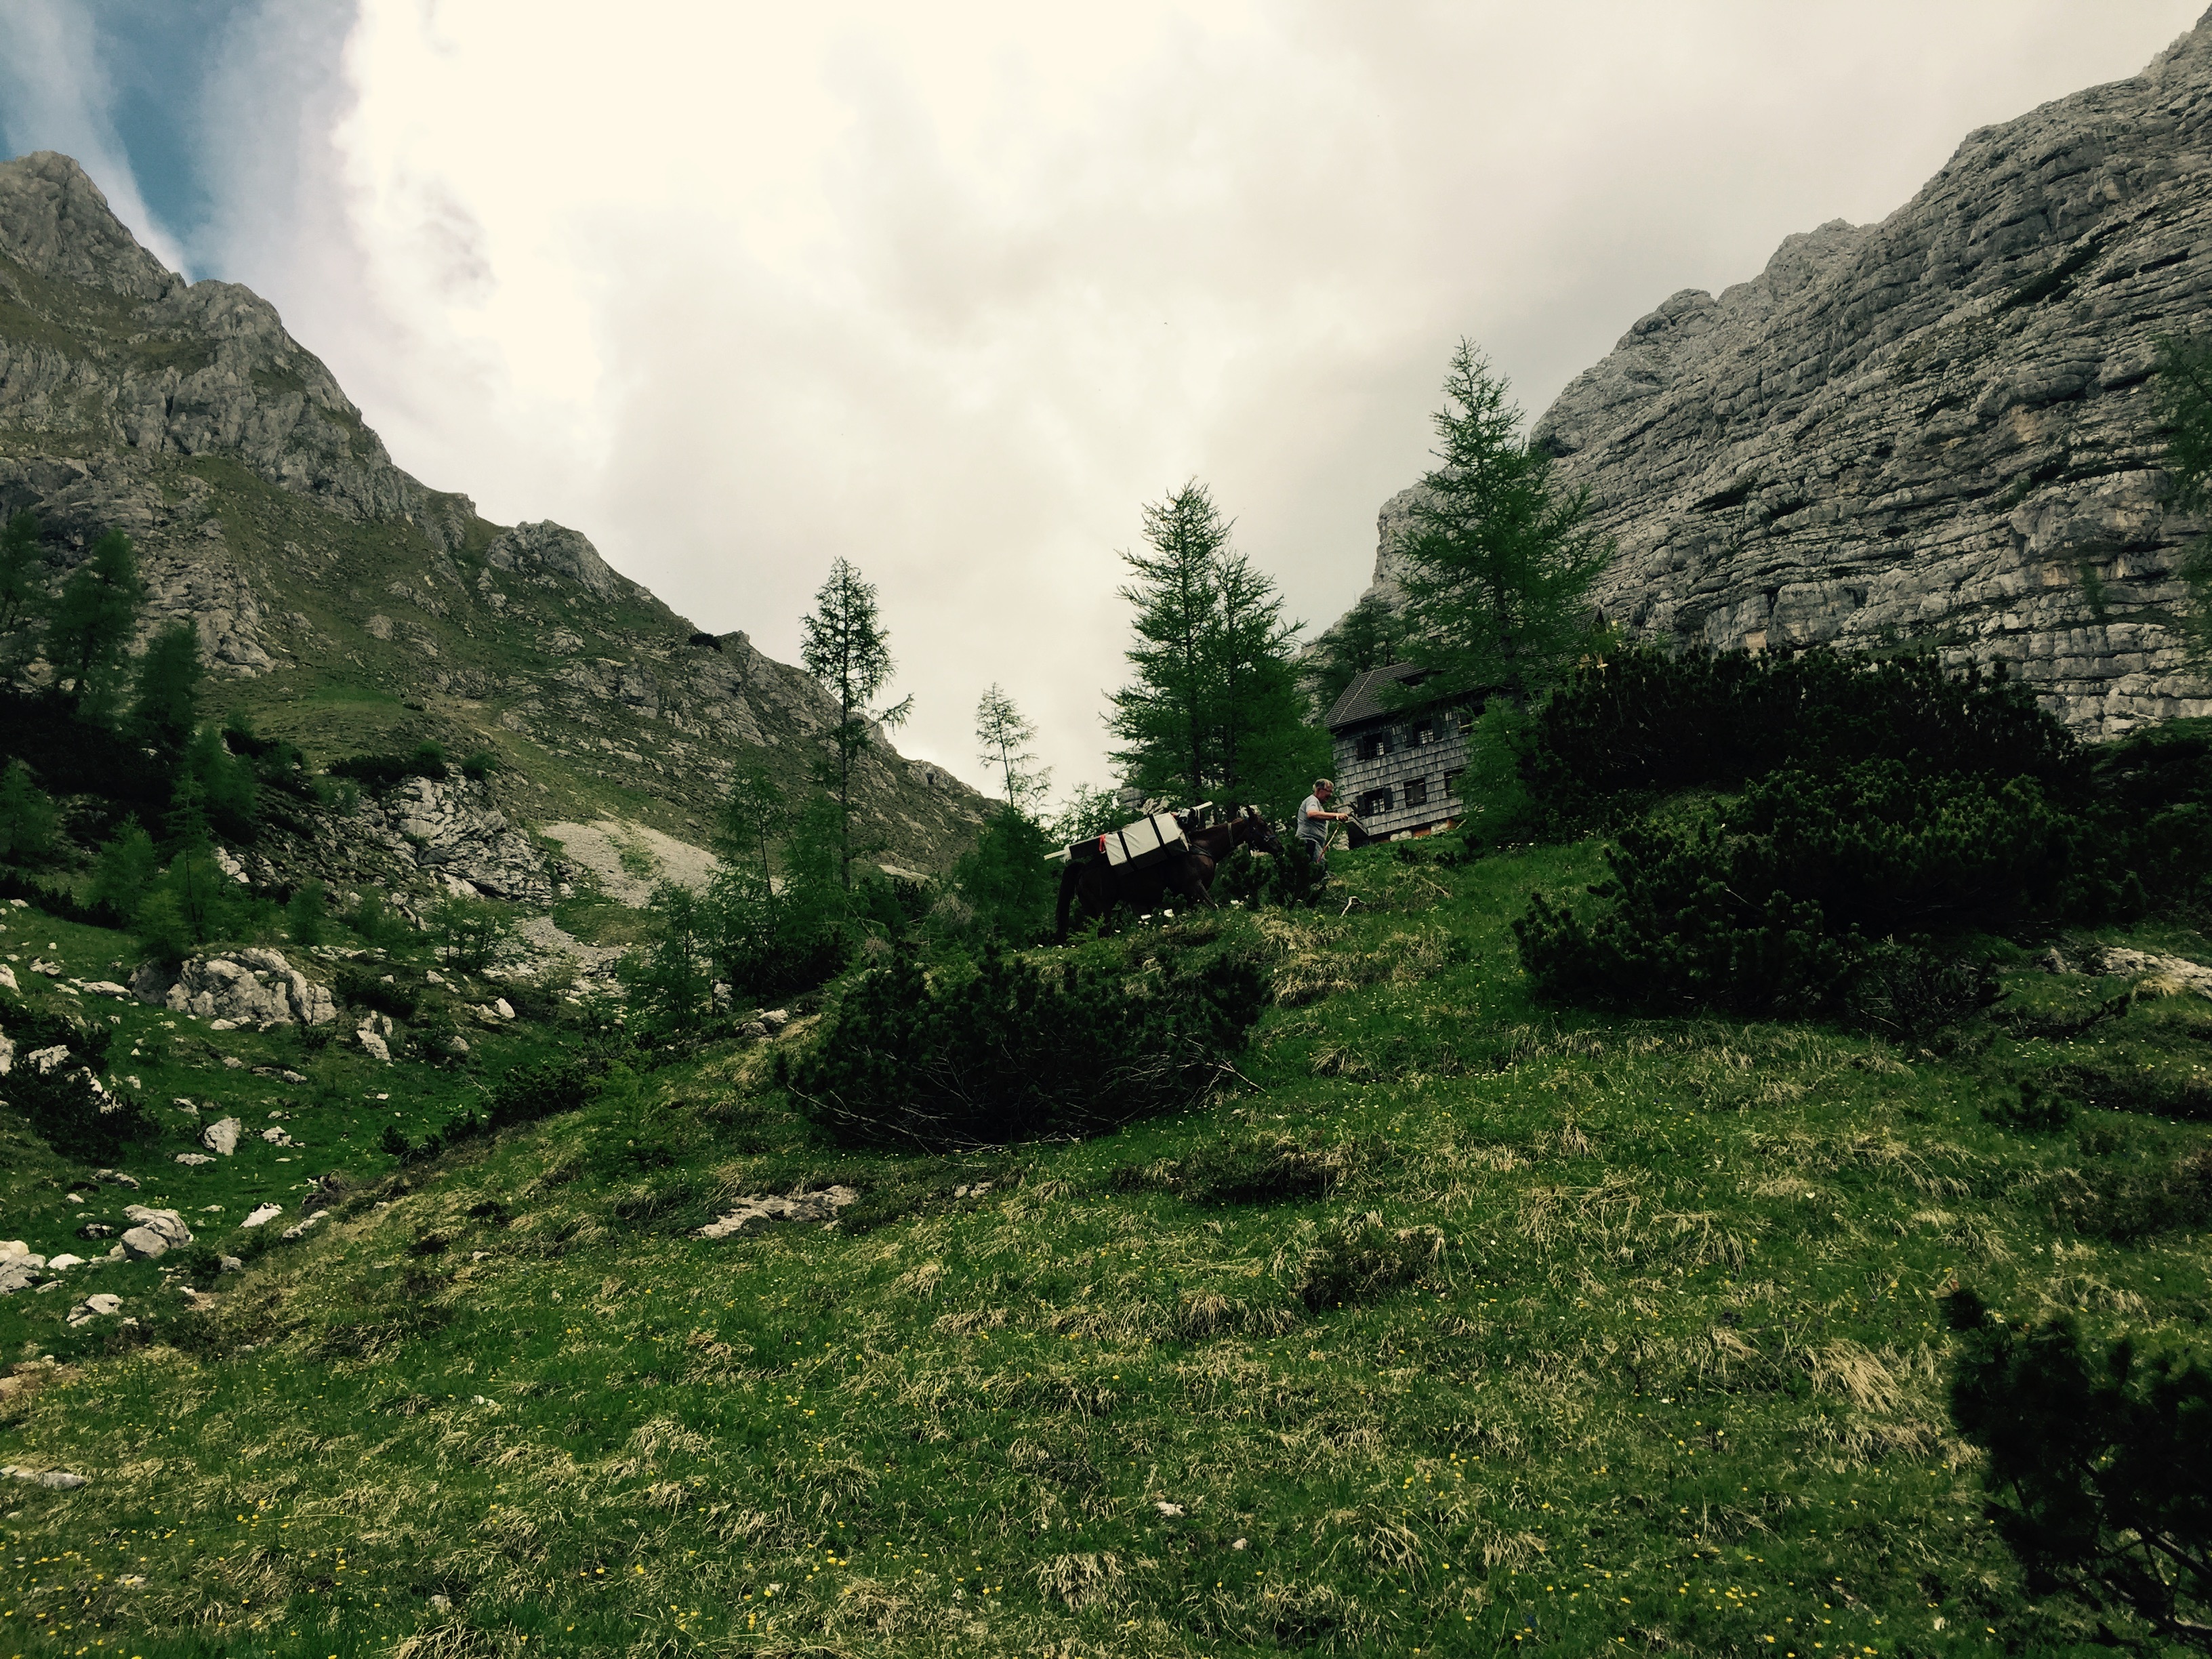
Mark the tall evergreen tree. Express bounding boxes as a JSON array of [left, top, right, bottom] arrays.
[[974, 684, 1049, 811], [1394, 342, 1611, 705], [129, 621, 203, 758], [713, 753, 789, 884], [0, 510, 45, 685], [1309, 592, 1405, 714], [1109, 481, 1319, 812], [1208, 547, 1314, 808], [0, 759, 57, 862], [47, 529, 142, 718], [800, 558, 911, 888], [1110, 483, 1228, 804]]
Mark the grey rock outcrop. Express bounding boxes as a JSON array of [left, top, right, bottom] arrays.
[[1353, 10, 2212, 736], [486, 520, 628, 600], [143, 948, 335, 1025], [201, 1117, 242, 1156], [350, 775, 553, 904], [66, 1292, 122, 1327], [119, 1206, 191, 1260]]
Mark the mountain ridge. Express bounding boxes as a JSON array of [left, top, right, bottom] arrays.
[[0, 149, 987, 869]]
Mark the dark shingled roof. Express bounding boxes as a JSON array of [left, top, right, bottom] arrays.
[[1324, 661, 1431, 731]]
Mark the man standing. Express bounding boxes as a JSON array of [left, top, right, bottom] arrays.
[[1296, 779, 1351, 869]]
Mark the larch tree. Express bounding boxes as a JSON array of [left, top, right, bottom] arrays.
[[1394, 340, 1611, 706], [800, 557, 911, 888], [975, 683, 1050, 811], [46, 529, 142, 719], [0, 510, 45, 686]]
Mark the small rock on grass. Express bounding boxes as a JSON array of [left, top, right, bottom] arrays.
[[66, 1293, 122, 1327], [1, 1465, 87, 1490], [201, 1117, 241, 1156], [241, 1204, 284, 1229], [698, 1186, 859, 1238]]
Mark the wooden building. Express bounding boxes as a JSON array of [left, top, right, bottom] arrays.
[[1321, 663, 1473, 840]]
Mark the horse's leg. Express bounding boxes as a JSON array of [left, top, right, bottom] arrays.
[[1172, 855, 1215, 908]]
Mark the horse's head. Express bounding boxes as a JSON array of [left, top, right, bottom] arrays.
[[1238, 804, 1286, 857]]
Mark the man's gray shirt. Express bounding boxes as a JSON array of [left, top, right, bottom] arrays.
[[1297, 794, 1329, 844]]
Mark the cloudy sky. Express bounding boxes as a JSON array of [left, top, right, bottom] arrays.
[[1, 0, 2204, 797]]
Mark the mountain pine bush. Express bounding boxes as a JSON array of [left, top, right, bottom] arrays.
[[1513, 761, 2077, 1016], [779, 941, 1265, 1149], [1947, 1290, 2212, 1649], [1523, 646, 2079, 820]]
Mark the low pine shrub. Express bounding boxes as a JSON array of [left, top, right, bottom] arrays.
[[1524, 646, 2078, 821], [327, 741, 449, 795], [1213, 844, 1327, 909], [1515, 762, 2077, 1017], [335, 967, 419, 1021], [3, 1064, 156, 1162], [1292, 1214, 1440, 1311], [1176, 1132, 1342, 1206], [1947, 1290, 2212, 1645], [779, 942, 1265, 1149], [484, 1058, 592, 1130]]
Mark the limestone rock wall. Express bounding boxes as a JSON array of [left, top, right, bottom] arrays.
[[1356, 7, 2212, 736]]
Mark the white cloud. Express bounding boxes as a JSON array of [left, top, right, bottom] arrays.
[[0, 0, 192, 272], [182, 0, 2209, 794]]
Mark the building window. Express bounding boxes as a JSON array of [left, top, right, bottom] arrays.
[[1404, 777, 1429, 809], [1357, 787, 1393, 817], [1358, 729, 1394, 760], [1442, 768, 1463, 798], [1412, 718, 1439, 745], [1456, 706, 1475, 733]]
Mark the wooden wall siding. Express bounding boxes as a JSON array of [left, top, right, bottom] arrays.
[[1326, 718, 1471, 838]]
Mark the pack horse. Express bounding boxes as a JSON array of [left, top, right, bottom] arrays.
[[1052, 805, 1286, 943]]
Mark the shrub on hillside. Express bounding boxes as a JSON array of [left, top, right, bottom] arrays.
[[1523, 647, 2079, 821], [779, 941, 1265, 1149], [3, 1062, 156, 1162], [336, 966, 419, 1021], [1946, 1290, 2212, 1648], [1515, 762, 2075, 1017], [327, 741, 449, 795], [1212, 842, 1327, 909]]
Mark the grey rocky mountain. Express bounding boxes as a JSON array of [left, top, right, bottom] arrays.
[[0, 150, 987, 869], [1355, 7, 2212, 735]]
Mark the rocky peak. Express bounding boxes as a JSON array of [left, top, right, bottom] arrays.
[[487, 521, 629, 600], [0, 151, 176, 300]]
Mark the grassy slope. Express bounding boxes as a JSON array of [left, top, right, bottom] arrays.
[[1, 840, 2208, 1658]]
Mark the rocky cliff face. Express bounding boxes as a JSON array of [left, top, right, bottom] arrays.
[[1358, 9, 2212, 735], [0, 151, 987, 867]]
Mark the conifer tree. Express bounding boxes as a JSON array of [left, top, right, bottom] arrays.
[[0, 759, 57, 862], [1309, 592, 1405, 714], [129, 621, 202, 758], [47, 529, 142, 718], [800, 558, 911, 888], [0, 510, 44, 685], [1395, 341, 1611, 705], [1110, 483, 1227, 806], [975, 684, 1050, 811], [1109, 481, 1319, 812]]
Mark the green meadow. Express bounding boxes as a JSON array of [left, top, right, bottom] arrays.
[[1, 838, 2207, 1658]]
